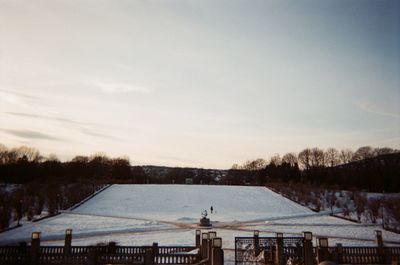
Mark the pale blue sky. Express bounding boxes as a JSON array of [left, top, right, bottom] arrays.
[[0, 0, 399, 168]]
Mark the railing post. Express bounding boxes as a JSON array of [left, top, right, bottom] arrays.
[[31, 232, 41, 265], [376, 230, 385, 263], [64, 229, 72, 262], [385, 248, 393, 265], [303, 232, 314, 265], [211, 238, 223, 265], [19, 242, 27, 263], [275, 233, 284, 265], [254, 230, 260, 257], [201, 233, 209, 260], [209, 231, 217, 263], [317, 238, 329, 263], [19, 241, 27, 251], [145, 247, 154, 265], [391, 255, 398, 265], [88, 247, 97, 265], [152, 242, 159, 256], [334, 243, 342, 264], [264, 239, 274, 265], [376, 230, 384, 248], [109, 242, 116, 254], [196, 230, 201, 248]]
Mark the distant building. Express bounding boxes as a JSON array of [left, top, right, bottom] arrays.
[[185, 178, 193, 184]]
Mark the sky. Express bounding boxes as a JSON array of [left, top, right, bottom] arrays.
[[0, 0, 399, 169]]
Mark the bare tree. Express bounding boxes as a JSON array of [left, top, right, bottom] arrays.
[[374, 147, 395, 156], [89, 152, 110, 164], [384, 197, 400, 228], [326, 190, 337, 214], [0, 205, 10, 229], [241, 158, 267, 171], [339, 149, 354, 164], [312, 195, 322, 212], [325, 148, 340, 167], [71, 155, 89, 163], [341, 197, 351, 218], [298, 148, 312, 170], [12, 146, 41, 162], [269, 154, 282, 166], [366, 198, 382, 223], [12, 189, 25, 226], [282, 152, 298, 167], [0, 144, 8, 164], [310, 147, 325, 168], [353, 192, 367, 222], [353, 146, 374, 161]]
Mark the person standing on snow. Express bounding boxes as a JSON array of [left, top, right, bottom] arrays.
[[210, 206, 213, 214]]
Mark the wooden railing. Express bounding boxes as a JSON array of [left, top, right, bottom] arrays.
[[284, 246, 303, 260], [390, 247, 400, 256], [0, 246, 30, 264], [235, 234, 400, 265], [157, 246, 197, 254], [96, 254, 145, 264], [0, 245, 200, 265], [154, 253, 200, 264], [335, 247, 385, 264], [318, 246, 400, 264]]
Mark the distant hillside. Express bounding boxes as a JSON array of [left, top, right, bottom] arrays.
[[277, 152, 400, 192], [336, 152, 400, 169], [140, 165, 227, 184], [220, 152, 400, 192], [324, 152, 400, 192]]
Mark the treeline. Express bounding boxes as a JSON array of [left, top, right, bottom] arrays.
[[222, 146, 400, 192], [1, 144, 399, 190], [0, 144, 223, 230], [0, 183, 105, 230], [0, 145, 144, 184], [222, 146, 400, 230], [1, 143, 399, 231], [0, 144, 135, 230], [267, 181, 400, 231], [0, 144, 225, 185]]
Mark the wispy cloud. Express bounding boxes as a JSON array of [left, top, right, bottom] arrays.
[[5, 112, 91, 126], [357, 101, 400, 119], [80, 129, 120, 141], [0, 89, 42, 109], [0, 89, 40, 101], [92, 81, 151, 94], [5, 112, 120, 141], [2, 129, 60, 141]]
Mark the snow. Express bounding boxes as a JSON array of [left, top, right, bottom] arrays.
[[0, 211, 169, 245], [1, 184, 399, 264], [72, 184, 311, 222], [249, 215, 400, 246]]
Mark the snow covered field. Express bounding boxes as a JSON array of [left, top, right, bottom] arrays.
[[1, 184, 399, 264], [73, 185, 310, 222]]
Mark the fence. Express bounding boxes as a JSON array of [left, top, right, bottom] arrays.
[[235, 230, 400, 265], [320, 245, 400, 264], [0, 230, 224, 265], [2, 229, 400, 265], [235, 233, 306, 265]]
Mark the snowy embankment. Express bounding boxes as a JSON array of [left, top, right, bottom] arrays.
[[1, 184, 399, 255], [72, 185, 310, 222], [67, 184, 112, 211]]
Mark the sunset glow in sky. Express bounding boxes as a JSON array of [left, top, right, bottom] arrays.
[[1, 0, 399, 168]]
